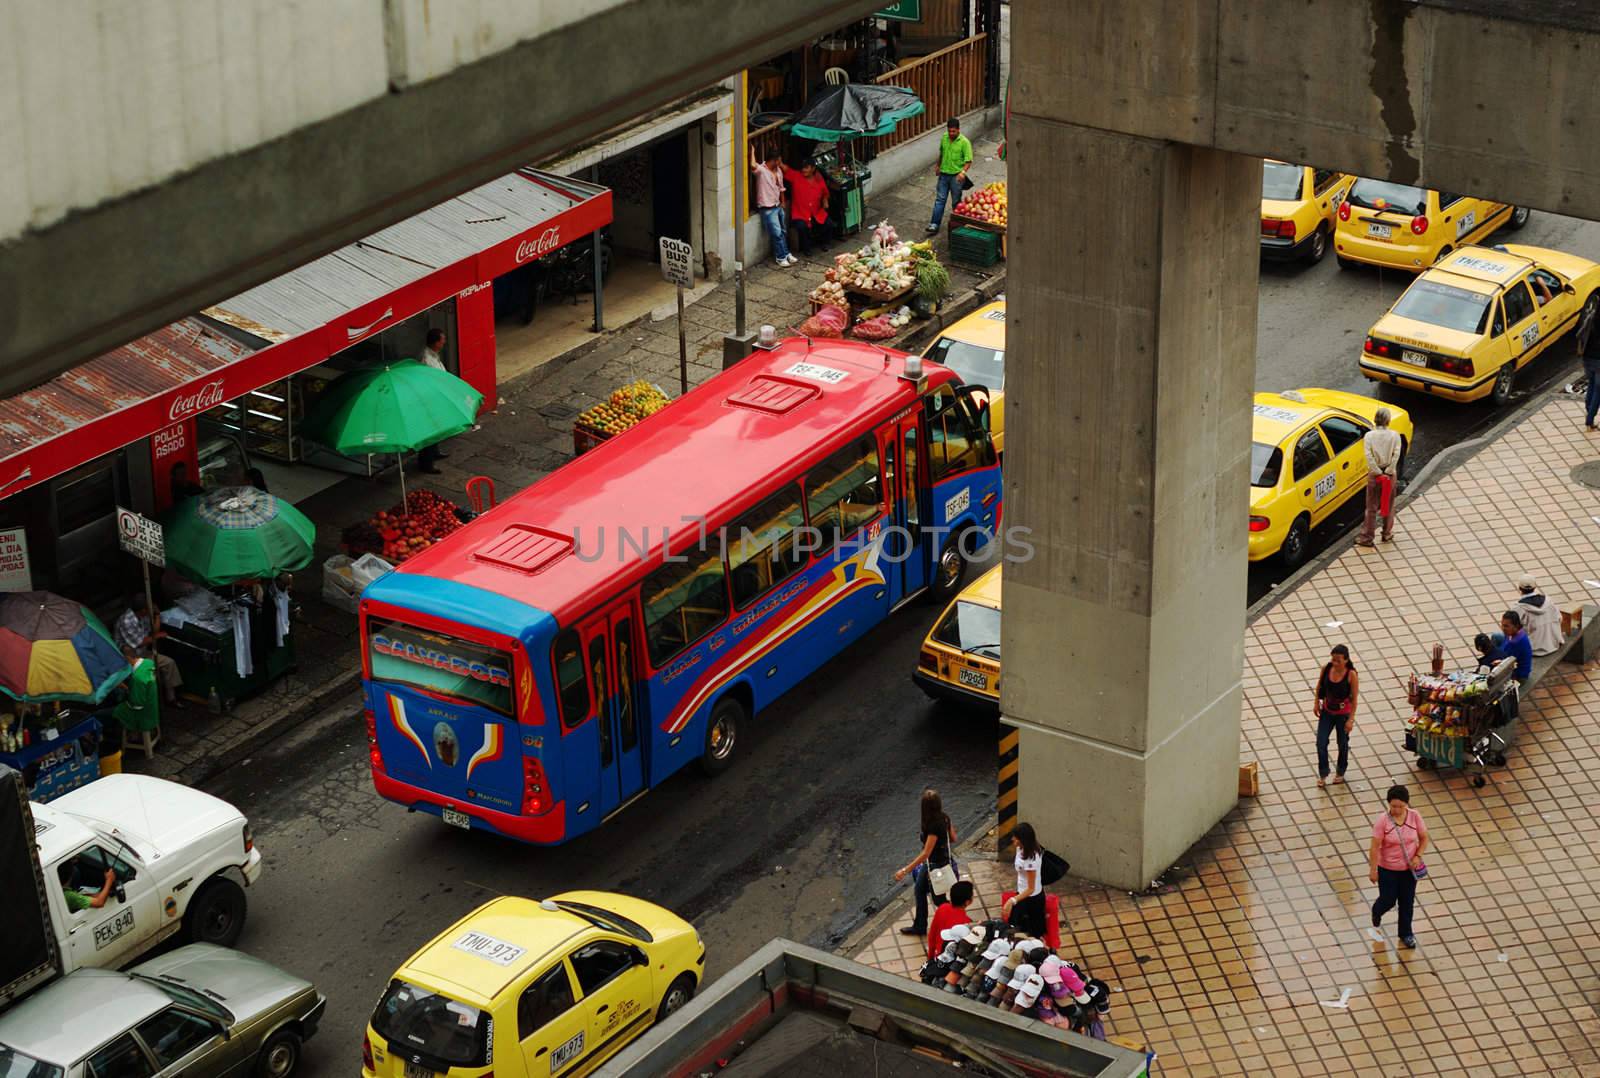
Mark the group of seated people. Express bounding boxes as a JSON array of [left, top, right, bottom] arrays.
[[1474, 574, 1565, 682]]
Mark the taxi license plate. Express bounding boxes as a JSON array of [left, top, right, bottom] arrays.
[[1401, 349, 1428, 367], [1367, 222, 1393, 240], [404, 1063, 436, 1078], [957, 667, 988, 690], [441, 808, 471, 830]]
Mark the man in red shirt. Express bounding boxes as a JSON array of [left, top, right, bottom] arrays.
[[926, 880, 975, 960], [781, 160, 833, 256]]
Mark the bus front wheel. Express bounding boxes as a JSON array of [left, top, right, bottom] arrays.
[[700, 697, 743, 776]]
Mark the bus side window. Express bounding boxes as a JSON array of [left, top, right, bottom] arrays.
[[641, 541, 728, 667], [553, 629, 590, 728], [804, 438, 881, 551], [589, 636, 611, 765], [927, 392, 988, 479], [726, 484, 807, 609]]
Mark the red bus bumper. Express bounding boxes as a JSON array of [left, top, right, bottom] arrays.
[[372, 771, 568, 844]]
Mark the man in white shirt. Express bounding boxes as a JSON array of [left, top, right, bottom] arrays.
[[1513, 574, 1565, 655], [418, 329, 448, 472], [1358, 408, 1403, 546]]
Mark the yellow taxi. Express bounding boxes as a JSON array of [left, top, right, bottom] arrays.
[[1334, 179, 1528, 272], [1260, 161, 1354, 263], [923, 300, 1008, 456], [1249, 390, 1414, 567], [914, 563, 1001, 710], [364, 892, 704, 1078], [1359, 244, 1600, 405]]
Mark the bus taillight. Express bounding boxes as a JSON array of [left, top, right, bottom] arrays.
[[524, 757, 550, 815], [364, 708, 384, 774]]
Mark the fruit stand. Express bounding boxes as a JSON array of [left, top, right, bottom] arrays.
[[572, 380, 671, 456], [341, 489, 468, 565], [950, 181, 1008, 266], [805, 223, 940, 341]]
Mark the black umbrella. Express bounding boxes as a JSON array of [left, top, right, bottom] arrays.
[[786, 84, 926, 141]]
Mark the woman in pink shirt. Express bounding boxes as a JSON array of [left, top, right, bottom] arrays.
[[1367, 784, 1428, 948]]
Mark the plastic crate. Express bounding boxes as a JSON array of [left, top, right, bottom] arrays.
[[950, 226, 1002, 267]]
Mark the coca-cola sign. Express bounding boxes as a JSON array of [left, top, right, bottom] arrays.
[[514, 227, 563, 264], [167, 379, 226, 422]]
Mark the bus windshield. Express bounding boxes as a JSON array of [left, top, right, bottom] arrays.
[[367, 617, 514, 715]]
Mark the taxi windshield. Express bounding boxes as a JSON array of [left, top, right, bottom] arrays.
[[372, 980, 489, 1068], [1250, 443, 1284, 488], [1391, 280, 1492, 334], [553, 900, 654, 943], [1348, 180, 1426, 216], [0, 1047, 62, 1078], [925, 338, 1005, 391], [1260, 162, 1303, 201], [933, 600, 1001, 659]]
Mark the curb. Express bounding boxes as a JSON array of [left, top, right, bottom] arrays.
[[178, 667, 364, 790], [899, 267, 1008, 355], [835, 815, 997, 960], [1244, 366, 1581, 625]]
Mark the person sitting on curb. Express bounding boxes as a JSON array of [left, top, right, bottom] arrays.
[[1500, 610, 1534, 684], [1512, 574, 1564, 656], [927, 880, 975, 961]]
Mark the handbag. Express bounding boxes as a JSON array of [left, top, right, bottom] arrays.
[[1040, 849, 1070, 886], [960, 174, 975, 191], [928, 861, 958, 897], [1392, 812, 1428, 880]]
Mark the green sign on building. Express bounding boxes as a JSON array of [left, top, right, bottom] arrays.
[[877, 0, 921, 22]]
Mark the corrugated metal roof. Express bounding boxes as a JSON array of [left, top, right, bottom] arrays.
[[0, 319, 258, 458], [210, 169, 586, 338]]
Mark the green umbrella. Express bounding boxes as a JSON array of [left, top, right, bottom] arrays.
[[163, 486, 316, 585], [304, 359, 484, 504]]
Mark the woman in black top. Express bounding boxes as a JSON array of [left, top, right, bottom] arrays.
[[894, 788, 958, 935], [1313, 644, 1359, 787]]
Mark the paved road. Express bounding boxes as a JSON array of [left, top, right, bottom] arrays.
[[206, 209, 1600, 1073]]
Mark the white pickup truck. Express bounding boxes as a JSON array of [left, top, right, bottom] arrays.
[[29, 773, 264, 980]]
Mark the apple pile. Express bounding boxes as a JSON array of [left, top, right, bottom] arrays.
[[364, 490, 464, 563], [956, 181, 1007, 228]]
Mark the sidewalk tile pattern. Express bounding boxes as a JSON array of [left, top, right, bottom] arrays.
[[858, 396, 1600, 1074]]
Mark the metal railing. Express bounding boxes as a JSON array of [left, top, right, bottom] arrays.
[[871, 33, 988, 152]]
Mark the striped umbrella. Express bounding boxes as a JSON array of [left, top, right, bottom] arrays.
[[163, 486, 316, 585], [0, 592, 131, 704]]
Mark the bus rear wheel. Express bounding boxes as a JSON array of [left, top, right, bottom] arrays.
[[700, 697, 743, 776]]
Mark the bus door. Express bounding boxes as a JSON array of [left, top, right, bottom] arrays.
[[882, 413, 931, 607], [580, 604, 647, 819]]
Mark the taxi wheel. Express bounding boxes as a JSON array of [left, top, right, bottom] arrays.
[[1490, 364, 1516, 407], [700, 698, 743, 776], [657, 973, 697, 1023], [1304, 226, 1329, 264], [253, 1030, 302, 1078], [1509, 206, 1531, 230], [1279, 516, 1310, 570], [185, 877, 247, 947]]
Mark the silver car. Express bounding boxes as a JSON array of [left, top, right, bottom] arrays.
[[0, 944, 323, 1078]]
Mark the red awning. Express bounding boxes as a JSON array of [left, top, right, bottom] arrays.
[[0, 169, 611, 498]]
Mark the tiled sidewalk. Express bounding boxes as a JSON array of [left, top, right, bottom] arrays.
[[856, 392, 1600, 1075]]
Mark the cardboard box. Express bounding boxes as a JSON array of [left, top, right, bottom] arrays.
[[1561, 604, 1584, 638], [1238, 761, 1259, 797]]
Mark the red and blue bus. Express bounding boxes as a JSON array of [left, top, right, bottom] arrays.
[[359, 339, 1000, 843]]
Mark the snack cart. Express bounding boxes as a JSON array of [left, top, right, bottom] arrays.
[[1405, 658, 1519, 788]]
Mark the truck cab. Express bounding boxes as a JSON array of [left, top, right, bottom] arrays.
[[15, 774, 263, 1005]]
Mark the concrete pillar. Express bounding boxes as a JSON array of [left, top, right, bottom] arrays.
[[1001, 115, 1258, 890]]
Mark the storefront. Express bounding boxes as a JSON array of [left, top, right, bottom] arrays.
[[0, 168, 612, 606]]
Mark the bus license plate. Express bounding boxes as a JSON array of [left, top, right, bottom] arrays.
[[1401, 350, 1428, 367], [404, 1063, 436, 1078], [1367, 222, 1393, 240], [957, 668, 988, 690], [442, 808, 471, 830]]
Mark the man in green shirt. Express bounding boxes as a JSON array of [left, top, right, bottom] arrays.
[[61, 863, 115, 913], [927, 116, 974, 233]]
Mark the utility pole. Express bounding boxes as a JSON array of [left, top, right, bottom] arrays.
[[723, 70, 758, 369]]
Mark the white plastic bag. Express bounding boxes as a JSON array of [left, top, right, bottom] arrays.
[[321, 553, 394, 614]]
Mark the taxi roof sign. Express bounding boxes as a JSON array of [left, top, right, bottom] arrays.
[[1435, 247, 1532, 285]]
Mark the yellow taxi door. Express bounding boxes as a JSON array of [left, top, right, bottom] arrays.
[[518, 962, 589, 1077], [1317, 415, 1370, 505], [1437, 192, 1484, 249], [1526, 267, 1572, 360], [1289, 427, 1341, 526], [1500, 278, 1542, 369], [568, 939, 655, 1070], [1312, 169, 1350, 227]]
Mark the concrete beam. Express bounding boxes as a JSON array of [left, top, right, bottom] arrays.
[[1013, 0, 1600, 220], [0, 0, 880, 396]]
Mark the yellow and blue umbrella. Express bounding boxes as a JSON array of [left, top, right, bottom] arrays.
[[0, 592, 131, 704]]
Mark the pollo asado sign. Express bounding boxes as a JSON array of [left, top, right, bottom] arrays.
[[370, 634, 512, 687]]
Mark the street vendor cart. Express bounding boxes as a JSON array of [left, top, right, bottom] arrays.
[[0, 710, 102, 802], [1405, 658, 1520, 787]]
